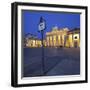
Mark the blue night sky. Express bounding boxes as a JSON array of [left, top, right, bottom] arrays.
[[22, 10, 80, 39]]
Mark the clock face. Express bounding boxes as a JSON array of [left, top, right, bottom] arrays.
[[38, 22, 45, 31]]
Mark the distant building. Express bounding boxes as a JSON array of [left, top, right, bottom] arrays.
[[46, 26, 80, 48], [24, 33, 41, 47]]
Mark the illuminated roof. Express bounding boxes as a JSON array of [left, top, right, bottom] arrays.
[[68, 28, 80, 34], [25, 33, 40, 40]]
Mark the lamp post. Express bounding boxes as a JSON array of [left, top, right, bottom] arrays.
[[38, 17, 46, 75]]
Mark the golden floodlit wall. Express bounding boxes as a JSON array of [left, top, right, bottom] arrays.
[[46, 27, 69, 47], [46, 27, 80, 48], [25, 27, 80, 48], [65, 29, 80, 48], [73, 33, 80, 47], [26, 39, 41, 47]]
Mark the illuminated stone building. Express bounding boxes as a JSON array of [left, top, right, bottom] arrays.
[[24, 27, 80, 48], [46, 26, 69, 47], [25, 33, 41, 47], [46, 26, 80, 48], [65, 28, 80, 48]]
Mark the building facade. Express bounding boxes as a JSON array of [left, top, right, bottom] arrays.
[[24, 33, 41, 47], [24, 27, 80, 48], [46, 27, 69, 47], [46, 27, 80, 48], [66, 28, 80, 48]]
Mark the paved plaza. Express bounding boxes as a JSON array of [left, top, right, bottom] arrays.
[[23, 47, 80, 77]]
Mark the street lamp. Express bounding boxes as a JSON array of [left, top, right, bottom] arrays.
[[38, 17, 46, 75]]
